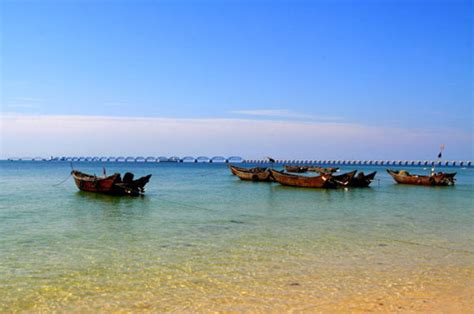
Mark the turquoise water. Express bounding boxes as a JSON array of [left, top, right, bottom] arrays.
[[0, 161, 473, 311]]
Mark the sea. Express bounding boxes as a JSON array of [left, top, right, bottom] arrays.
[[0, 161, 473, 312]]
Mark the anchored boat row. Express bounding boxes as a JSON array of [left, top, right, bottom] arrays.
[[68, 163, 457, 197], [229, 165, 456, 188], [229, 165, 376, 188]]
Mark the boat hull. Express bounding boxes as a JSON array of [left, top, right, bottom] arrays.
[[71, 170, 151, 196], [270, 169, 335, 188], [386, 169, 455, 186], [333, 171, 377, 187], [72, 172, 120, 193], [229, 165, 273, 182]]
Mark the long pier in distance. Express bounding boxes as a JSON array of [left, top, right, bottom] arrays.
[[4, 156, 472, 167]]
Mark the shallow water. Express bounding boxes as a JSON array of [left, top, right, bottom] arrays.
[[0, 161, 473, 311]]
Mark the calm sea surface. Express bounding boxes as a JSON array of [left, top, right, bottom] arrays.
[[0, 161, 473, 311]]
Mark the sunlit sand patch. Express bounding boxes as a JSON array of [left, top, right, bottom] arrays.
[[1, 264, 472, 312]]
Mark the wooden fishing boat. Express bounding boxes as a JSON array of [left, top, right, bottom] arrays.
[[269, 169, 337, 188], [284, 165, 309, 173], [72, 170, 152, 196], [386, 169, 455, 186], [331, 170, 356, 187], [229, 165, 273, 182], [228, 165, 267, 176], [333, 170, 377, 187], [307, 166, 339, 174]]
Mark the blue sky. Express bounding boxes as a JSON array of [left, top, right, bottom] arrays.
[[1, 0, 472, 159]]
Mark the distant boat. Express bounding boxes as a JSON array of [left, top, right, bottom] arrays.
[[72, 170, 152, 196], [307, 166, 339, 174], [386, 169, 455, 186], [284, 165, 309, 173], [228, 165, 273, 182], [228, 165, 266, 175]]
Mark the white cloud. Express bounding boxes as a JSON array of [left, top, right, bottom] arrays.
[[0, 114, 472, 160], [12, 97, 43, 102], [4, 104, 39, 109], [2, 97, 44, 110], [230, 109, 341, 121]]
